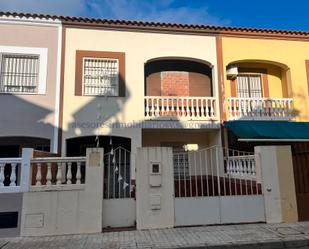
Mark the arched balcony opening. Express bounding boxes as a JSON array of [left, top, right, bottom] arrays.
[[225, 60, 293, 120], [144, 58, 217, 121]]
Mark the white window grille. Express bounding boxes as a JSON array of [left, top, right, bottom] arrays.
[[83, 57, 119, 96], [173, 147, 190, 179], [0, 54, 39, 93], [237, 74, 262, 98]]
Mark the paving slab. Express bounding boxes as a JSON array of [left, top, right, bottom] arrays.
[[2, 222, 309, 248]]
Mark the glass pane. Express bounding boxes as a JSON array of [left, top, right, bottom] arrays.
[[249, 75, 262, 98], [237, 75, 250, 98], [237, 75, 262, 98]]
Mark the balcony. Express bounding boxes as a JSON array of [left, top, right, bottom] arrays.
[[227, 97, 294, 120], [144, 96, 217, 121], [144, 58, 217, 123]]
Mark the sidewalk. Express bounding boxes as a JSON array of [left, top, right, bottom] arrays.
[[1, 222, 309, 249]]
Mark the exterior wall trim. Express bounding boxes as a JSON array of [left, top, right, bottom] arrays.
[[52, 25, 62, 154], [230, 79, 236, 97], [219, 33, 309, 42], [2, 12, 309, 41], [0, 16, 61, 27], [75, 50, 126, 97], [62, 23, 309, 42], [0, 45, 48, 94], [216, 36, 225, 120], [57, 27, 66, 155]]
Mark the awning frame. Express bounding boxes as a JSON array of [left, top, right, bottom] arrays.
[[238, 139, 309, 142]]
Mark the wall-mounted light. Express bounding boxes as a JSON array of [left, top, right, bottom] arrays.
[[226, 65, 238, 80], [183, 144, 199, 151]]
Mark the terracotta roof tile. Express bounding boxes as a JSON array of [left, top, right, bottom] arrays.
[[1, 11, 309, 38]]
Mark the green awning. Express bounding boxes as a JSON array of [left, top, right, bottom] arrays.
[[224, 121, 309, 141]]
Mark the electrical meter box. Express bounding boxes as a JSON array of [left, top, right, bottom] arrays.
[[149, 162, 162, 187]]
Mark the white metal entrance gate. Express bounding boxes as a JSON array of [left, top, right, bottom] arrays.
[[102, 147, 136, 228], [174, 146, 265, 226]]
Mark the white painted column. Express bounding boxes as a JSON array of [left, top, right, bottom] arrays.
[[255, 146, 298, 223], [78, 148, 104, 232], [136, 147, 174, 229], [20, 148, 33, 192], [52, 24, 62, 154]]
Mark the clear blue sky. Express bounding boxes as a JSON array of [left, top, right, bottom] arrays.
[[0, 0, 308, 31]]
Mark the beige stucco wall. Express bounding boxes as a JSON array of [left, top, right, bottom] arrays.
[[136, 147, 174, 229], [21, 148, 104, 236], [62, 28, 218, 154], [276, 146, 298, 223], [142, 129, 220, 148], [255, 145, 298, 223], [0, 23, 60, 149], [222, 37, 309, 121]]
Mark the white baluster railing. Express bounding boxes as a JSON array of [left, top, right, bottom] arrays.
[[227, 97, 293, 120], [30, 157, 86, 191], [0, 158, 22, 192], [145, 96, 217, 120], [225, 155, 256, 179]]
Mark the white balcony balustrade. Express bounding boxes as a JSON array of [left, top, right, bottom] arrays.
[[227, 97, 293, 120], [173, 146, 262, 198], [225, 155, 257, 179], [144, 96, 217, 120], [0, 158, 22, 190], [30, 157, 86, 191]]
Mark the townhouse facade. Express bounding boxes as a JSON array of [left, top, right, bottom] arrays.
[[0, 12, 309, 236], [0, 14, 62, 156]]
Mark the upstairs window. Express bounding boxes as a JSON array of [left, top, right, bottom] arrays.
[[0, 54, 39, 93], [75, 51, 125, 97], [82, 57, 119, 96], [237, 74, 262, 98]]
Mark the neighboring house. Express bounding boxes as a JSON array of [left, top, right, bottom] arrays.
[[0, 12, 309, 236], [220, 35, 309, 146], [0, 13, 62, 156], [0, 13, 62, 237], [218, 35, 309, 221]]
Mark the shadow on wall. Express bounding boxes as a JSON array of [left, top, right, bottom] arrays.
[[292, 92, 309, 121], [62, 65, 208, 156], [0, 55, 222, 158], [0, 94, 55, 156], [228, 103, 300, 121], [64, 73, 132, 156]]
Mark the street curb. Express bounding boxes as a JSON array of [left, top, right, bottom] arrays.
[[165, 239, 309, 249]]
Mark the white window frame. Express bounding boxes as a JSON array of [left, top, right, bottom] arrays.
[[82, 57, 119, 96], [0, 46, 48, 94]]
